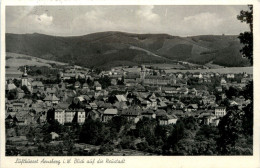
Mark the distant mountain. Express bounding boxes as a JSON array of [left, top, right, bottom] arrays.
[[6, 31, 250, 69]]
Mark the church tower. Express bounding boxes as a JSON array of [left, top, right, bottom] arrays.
[[22, 66, 28, 86]]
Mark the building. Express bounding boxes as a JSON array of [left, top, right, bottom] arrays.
[[21, 66, 32, 91], [214, 107, 226, 117], [121, 108, 141, 123], [220, 78, 227, 86], [54, 108, 65, 124], [186, 104, 198, 112], [77, 109, 86, 124], [17, 88, 25, 99], [65, 109, 77, 123], [227, 73, 235, 79], [43, 94, 60, 105], [102, 109, 118, 122], [141, 110, 156, 119], [158, 114, 178, 125], [94, 81, 102, 91]]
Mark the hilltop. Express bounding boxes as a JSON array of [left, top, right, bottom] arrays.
[[6, 31, 250, 69]]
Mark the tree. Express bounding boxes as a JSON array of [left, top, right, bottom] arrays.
[[225, 86, 240, 99], [21, 85, 30, 95], [217, 110, 244, 154], [98, 76, 111, 89], [79, 119, 108, 145], [237, 5, 253, 65], [117, 76, 125, 85], [167, 120, 185, 149], [108, 116, 127, 132], [136, 117, 157, 138], [13, 79, 21, 87], [7, 89, 18, 100]]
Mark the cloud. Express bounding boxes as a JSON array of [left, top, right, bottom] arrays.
[[183, 12, 223, 30], [7, 8, 54, 34], [6, 6, 249, 36], [136, 6, 160, 22], [71, 9, 116, 34], [33, 13, 53, 26]]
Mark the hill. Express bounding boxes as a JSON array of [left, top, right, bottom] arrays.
[[5, 32, 250, 69]]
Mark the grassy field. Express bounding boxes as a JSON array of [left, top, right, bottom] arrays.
[[148, 63, 186, 70], [165, 66, 253, 74], [5, 52, 68, 78]]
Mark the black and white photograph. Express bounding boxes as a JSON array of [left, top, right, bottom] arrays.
[[1, 1, 259, 167]]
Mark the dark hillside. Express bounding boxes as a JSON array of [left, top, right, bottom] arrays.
[[6, 32, 249, 68]]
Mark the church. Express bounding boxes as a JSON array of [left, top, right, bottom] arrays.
[[21, 66, 32, 92]]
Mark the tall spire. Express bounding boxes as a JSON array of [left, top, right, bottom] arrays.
[[22, 66, 28, 77]]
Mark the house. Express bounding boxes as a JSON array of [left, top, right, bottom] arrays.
[[171, 110, 184, 118], [177, 73, 184, 79], [216, 86, 223, 92], [43, 94, 60, 104], [114, 101, 128, 110], [74, 81, 81, 88], [89, 103, 98, 110], [94, 81, 102, 91], [141, 110, 156, 119], [6, 83, 17, 91], [234, 96, 247, 106], [13, 113, 26, 125], [158, 114, 178, 125], [162, 87, 178, 94], [111, 79, 117, 85], [65, 109, 77, 123], [199, 112, 218, 126], [45, 87, 57, 95], [220, 78, 227, 86], [82, 83, 90, 90], [5, 114, 14, 125], [230, 100, 238, 106], [54, 108, 65, 124], [186, 104, 198, 112], [121, 108, 141, 123], [115, 95, 127, 102], [50, 132, 59, 140], [148, 93, 157, 108], [32, 81, 44, 90], [141, 100, 152, 109], [178, 87, 189, 95], [86, 110, 102, 120], [227, 73, 235, 79], [189, 88, 197, 95], [193, 72, 203, 79], [23, 112, 37, 125], [12, 102, 24, 111], [17, 88, 25, 99], [214, 107, 226, 117], [203, 77, 211, 83], [102, 109, 118, 122], [158, 101, 167, 109], [172, 101, 185, 110], [155, 109, 178, 125], [77, 109, 86, 124], [64, 90, 77, 102]]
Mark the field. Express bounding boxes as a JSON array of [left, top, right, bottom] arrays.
[[147, 63, 186, 70], [5, 52, 68, 79], [165, 66, 253, 74]]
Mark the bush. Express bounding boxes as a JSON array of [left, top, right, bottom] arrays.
[[136, 141, 149, 151]]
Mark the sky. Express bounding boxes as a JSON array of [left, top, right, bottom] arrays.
[[5, 5, 250, 36]]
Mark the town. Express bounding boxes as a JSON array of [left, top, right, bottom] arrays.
[[5, 63, 253, 156]]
